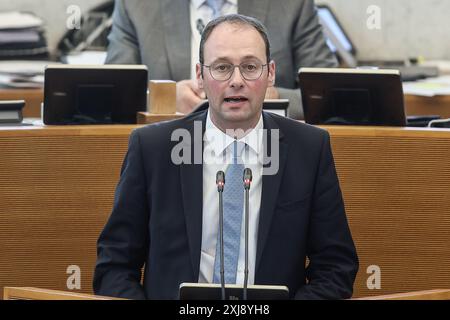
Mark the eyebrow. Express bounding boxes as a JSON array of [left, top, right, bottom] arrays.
[[210, 55, 263, 63]]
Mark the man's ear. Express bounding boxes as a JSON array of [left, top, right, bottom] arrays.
[[268, 60, 276, 87], [196, 63, 204, 89]]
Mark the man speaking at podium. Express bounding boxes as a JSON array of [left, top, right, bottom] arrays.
[[94, 14, 358, 300]]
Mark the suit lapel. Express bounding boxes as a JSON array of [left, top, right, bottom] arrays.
[[180, 111, 207, 279], [256, 112, 288, 272], [161, 0, 191, 80], [238, 0, 270, 25]]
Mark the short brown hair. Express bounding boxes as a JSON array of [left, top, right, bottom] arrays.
[[199, 14, 271, 66]]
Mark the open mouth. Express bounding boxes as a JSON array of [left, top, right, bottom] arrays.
[[224, 97, 248, 103]]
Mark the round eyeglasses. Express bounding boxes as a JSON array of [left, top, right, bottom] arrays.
[[202, 60, 268, 81]]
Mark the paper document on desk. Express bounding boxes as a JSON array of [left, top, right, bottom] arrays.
[[0, 74, 44, 88], [0, 60, 59, 88], [0, 30, 40, 44], [0, 60, 56, 76], [403, 76, 450, 97], [63, 51, 107, 65], [0, 11, 43, 29]]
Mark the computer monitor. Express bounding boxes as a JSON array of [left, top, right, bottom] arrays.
[[0, 100, 25, 124], [298, 67, 407, 126], [317, 4, 358, 68], [43, 65, 148, 125], [316, 4, 440, 82], [317, 4, 356, 56]]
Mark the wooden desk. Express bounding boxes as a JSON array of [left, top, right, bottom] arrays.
[[0, 125, 135, 297], [405, 94, 450, 118], [354, 289, 450, 300], [323, 125, 450, 297], [1, 87, 449, 120], [0, 124, 450, 298], [3, 287, 124, 300], [0, 88, 43, 118]]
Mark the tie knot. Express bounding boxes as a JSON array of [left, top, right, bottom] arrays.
[[206, 0, 225, 18]]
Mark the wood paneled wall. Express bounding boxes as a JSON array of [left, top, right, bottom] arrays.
[[0, 126, 133, 296], [326, 126, 450, 297], [1, 125, 450, 298]]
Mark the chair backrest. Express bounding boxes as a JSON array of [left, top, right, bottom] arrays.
[[353, 289, 450, 300], [3, 287, 124, 300]]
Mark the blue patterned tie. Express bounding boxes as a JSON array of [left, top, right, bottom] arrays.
[[213, 141, 246, 284], [206, 0, 225, 19]]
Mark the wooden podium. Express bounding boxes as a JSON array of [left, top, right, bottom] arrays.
[[3, 287, 124, 300], [354, 289, 450, 300]]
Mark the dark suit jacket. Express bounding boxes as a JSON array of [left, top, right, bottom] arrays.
[[105, 0, 338, 119], [93, 108, 358, 299]]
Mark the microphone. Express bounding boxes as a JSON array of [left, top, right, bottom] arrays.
[[216, 170, 225, 192], [215, 170, 226, 300], [196, 19, 205, 35], [242, 168, 252, 300]]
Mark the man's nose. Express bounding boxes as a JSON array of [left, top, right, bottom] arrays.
[[229, 66, 245, 87]]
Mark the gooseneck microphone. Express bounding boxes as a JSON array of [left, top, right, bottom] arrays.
[[215, 170, 226, 300], [242, 168, 253, 300]]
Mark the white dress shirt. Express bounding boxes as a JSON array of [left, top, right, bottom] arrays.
[[190, 0, 238, 79], [199, 111, 264, 285]]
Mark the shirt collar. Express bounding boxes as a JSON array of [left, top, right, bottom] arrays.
[[204, 110, 263, 158], [191, 0, 237, 10], [191, 0, 204, 9]]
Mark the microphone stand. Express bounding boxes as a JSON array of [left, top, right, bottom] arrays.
[[243, 168, 252, 301], [216, 171, 226, 300]]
